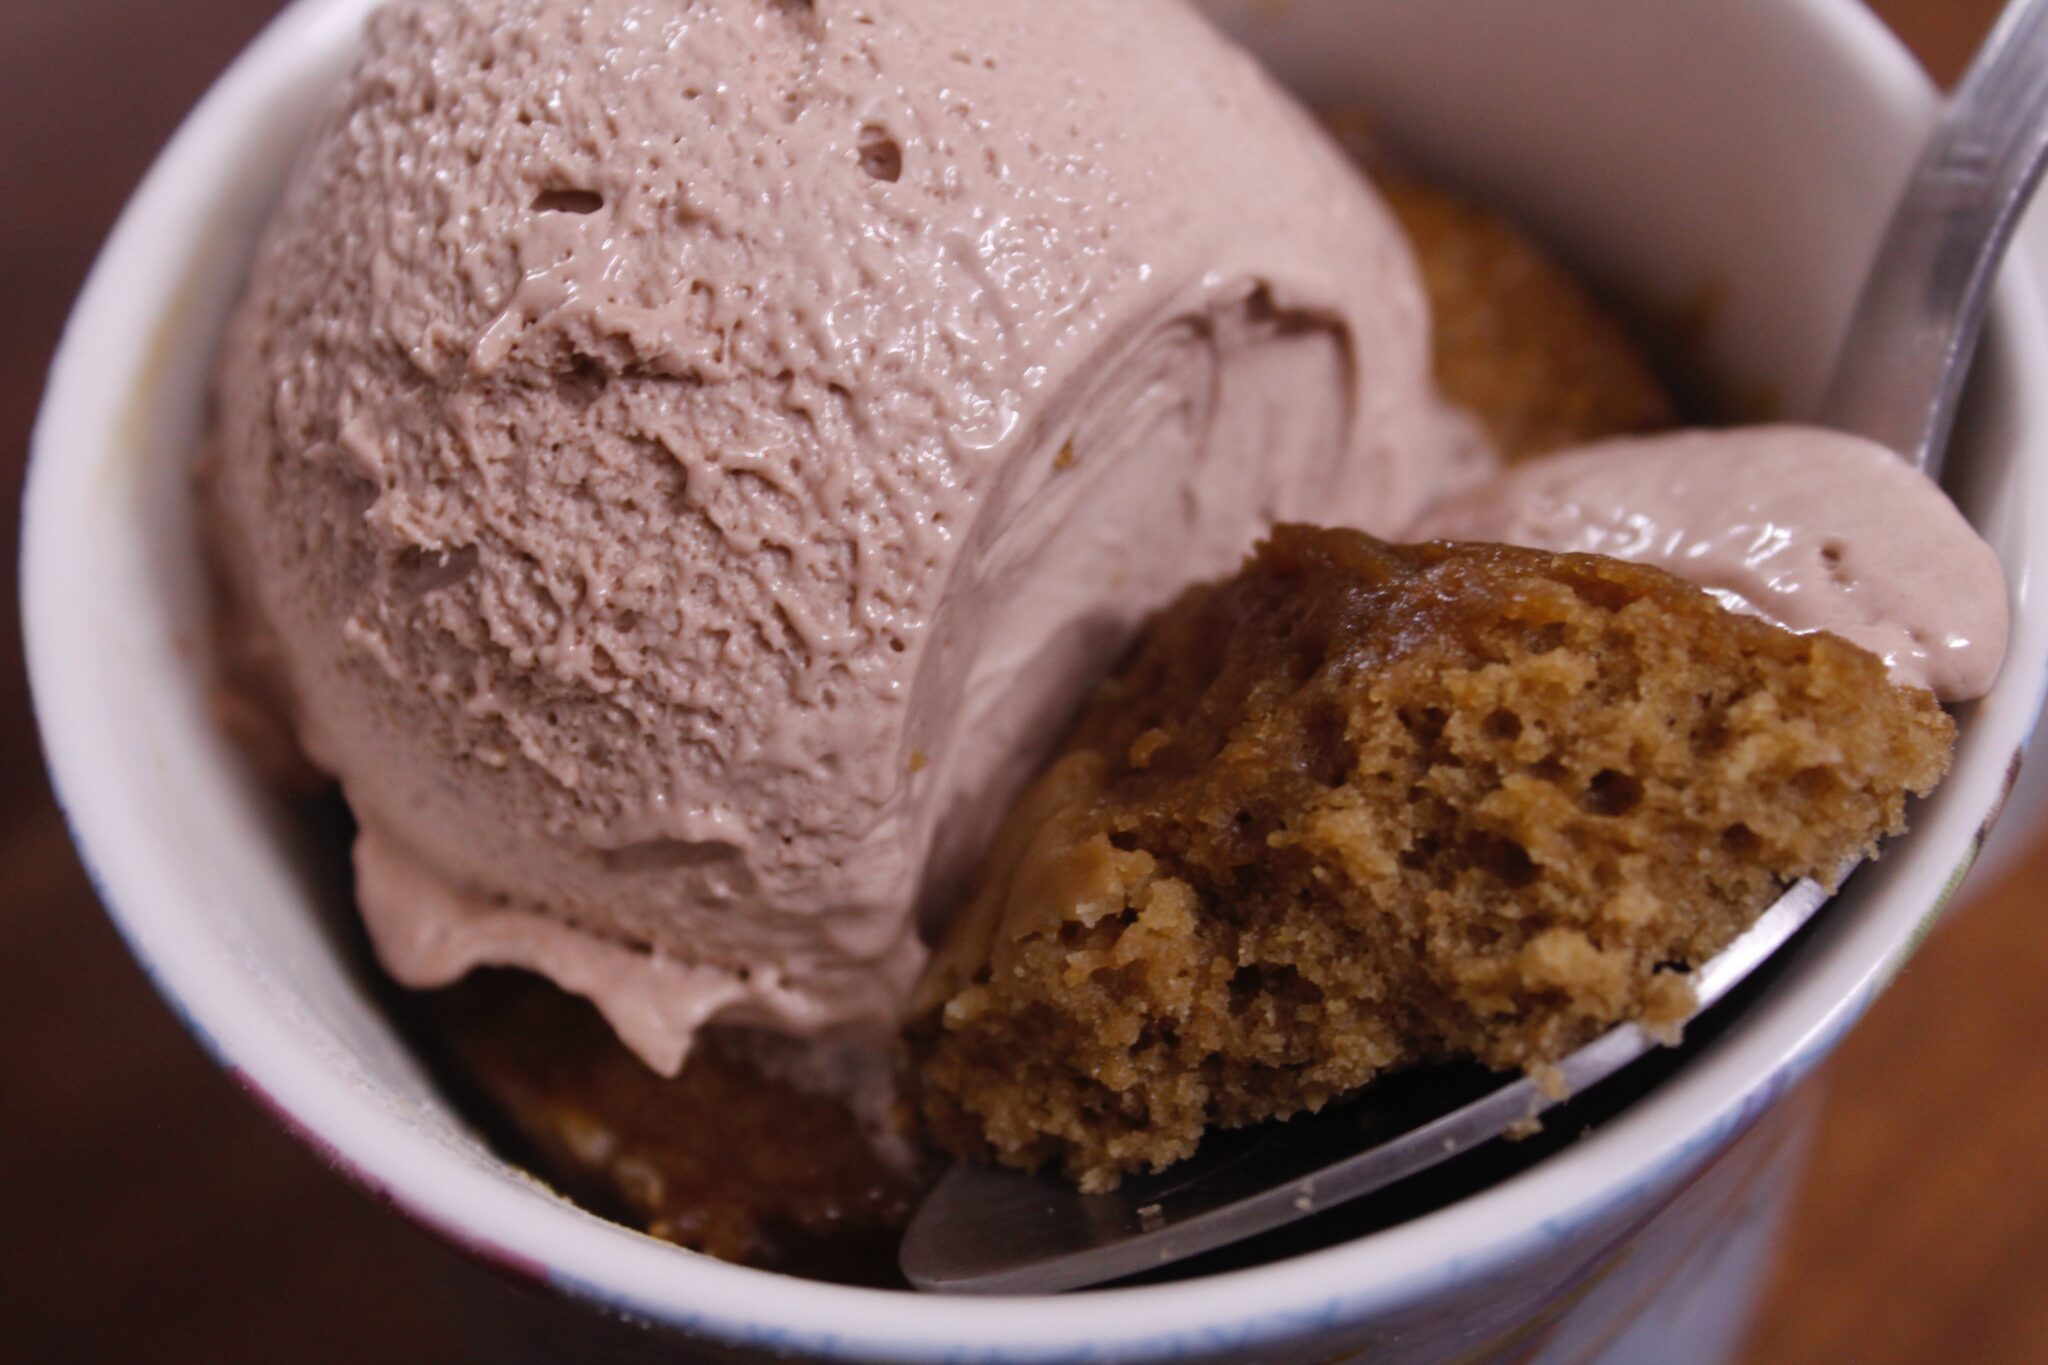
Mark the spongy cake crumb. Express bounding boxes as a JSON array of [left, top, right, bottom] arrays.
[[913, 527, 1953, 1191]]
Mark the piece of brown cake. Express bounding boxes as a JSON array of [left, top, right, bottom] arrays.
[[913, 527, 1953, 1191], [422, 971, 926, 1285], [1379, 175, 1678, 461], [1320, 108, 1677, 461]]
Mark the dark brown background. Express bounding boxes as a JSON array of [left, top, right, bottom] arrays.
[[2, 2, 2039, 1361]]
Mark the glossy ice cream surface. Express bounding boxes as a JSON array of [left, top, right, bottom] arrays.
[[1412, 426, 2008, 700], [204, 0, 1470, 1073]]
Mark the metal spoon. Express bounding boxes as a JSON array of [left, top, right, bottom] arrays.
[[1820, 0, 2048, 475], [901, 0, 2048, 1296]]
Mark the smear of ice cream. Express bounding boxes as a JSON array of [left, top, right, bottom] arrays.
[[1409, 425, 2008, 700]]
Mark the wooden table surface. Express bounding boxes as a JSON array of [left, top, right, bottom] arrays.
[[3, 3, 2039, 1361]]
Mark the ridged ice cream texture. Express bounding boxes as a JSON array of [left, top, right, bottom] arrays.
[[205, 0, 1470, 1072]]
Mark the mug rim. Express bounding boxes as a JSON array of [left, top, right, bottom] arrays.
[[23, 0, 2048, 1357]]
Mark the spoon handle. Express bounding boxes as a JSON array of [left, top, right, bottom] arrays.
[[1818, 0, 2048, 477]]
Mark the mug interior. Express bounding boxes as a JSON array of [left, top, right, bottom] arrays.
[[24, 0, 2048, 1358]]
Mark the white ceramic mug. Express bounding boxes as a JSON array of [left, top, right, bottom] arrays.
[[24, 1, 2048, 1360]]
